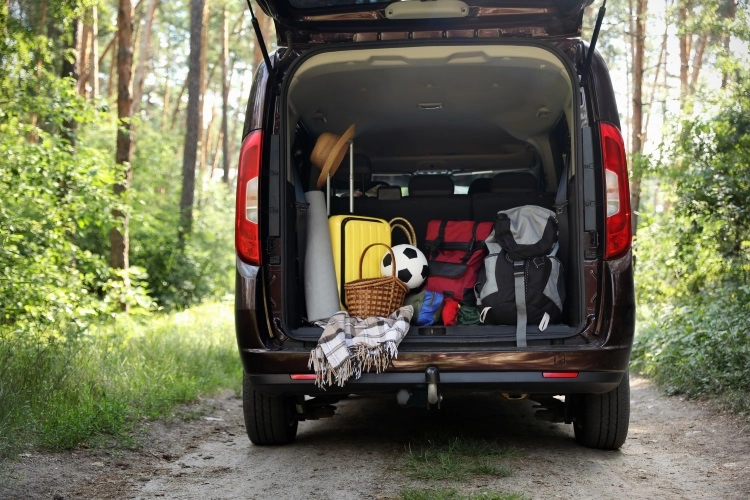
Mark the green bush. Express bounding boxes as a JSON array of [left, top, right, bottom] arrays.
[[632, 284, 750, 414], [0, 301, 240, 458], [633, 74, 750, 414], [0, 74, 120, 333], [122, 124, 235, 310]]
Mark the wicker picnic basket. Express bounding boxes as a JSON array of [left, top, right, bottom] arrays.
[[389, 217, 417, 245], [344, 242, 409, 318]]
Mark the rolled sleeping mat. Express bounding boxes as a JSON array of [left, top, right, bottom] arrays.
[[304, 191, 341, 322]]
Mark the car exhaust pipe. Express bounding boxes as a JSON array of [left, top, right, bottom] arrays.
[[500, 392, 529, 401]]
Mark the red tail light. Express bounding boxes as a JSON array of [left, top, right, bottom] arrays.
[[235, 130, 262, 265], [542, 371, 579, 378], [600, 123, 632, 260]]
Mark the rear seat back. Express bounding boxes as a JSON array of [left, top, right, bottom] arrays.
[[402, 175, 471, 247], [330, 174, 471, 249], [472, 170, 550, 221], [408, 174, 454, 197]]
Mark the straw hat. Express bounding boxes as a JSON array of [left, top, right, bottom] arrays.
[[310, 124, 356, 189]]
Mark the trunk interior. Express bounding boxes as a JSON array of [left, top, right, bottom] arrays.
[[277, 42, 589, 347]]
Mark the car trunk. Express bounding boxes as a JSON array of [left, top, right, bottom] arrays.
[[274, 41, 592, 348]]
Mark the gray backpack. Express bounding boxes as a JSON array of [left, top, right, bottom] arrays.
[[475, 205, 565, 347]]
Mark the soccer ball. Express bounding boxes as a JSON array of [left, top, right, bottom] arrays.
[[381, 244, 429, 289]]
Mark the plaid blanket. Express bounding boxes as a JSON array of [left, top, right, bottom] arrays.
[[308, 306, 414, 388]]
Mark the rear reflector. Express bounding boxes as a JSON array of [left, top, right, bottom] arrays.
[[600, 122, 632, 260], [290, 374, 317, 381], [542, 372, 579, 379], [235, 130, 262, 265]]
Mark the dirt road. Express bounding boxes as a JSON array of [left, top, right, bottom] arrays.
[[2, 376, 749, 499]]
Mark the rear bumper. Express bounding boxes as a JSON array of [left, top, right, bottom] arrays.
[[246, 368, 626, 396], [240, 345, 631, 396]]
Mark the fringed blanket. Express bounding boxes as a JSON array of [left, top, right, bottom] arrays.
[[308, 306, 414, 388]]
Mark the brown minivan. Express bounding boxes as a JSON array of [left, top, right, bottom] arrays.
[[234, 0, 635, 449]]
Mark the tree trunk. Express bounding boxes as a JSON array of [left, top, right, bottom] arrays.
[[721, 0, 738, 88], [60, 18, 82, 147], [179, 0, 206, 240], [629, 0, 647, 236], [132, 0, 159, 116], [29, 0, 47, 143], [689, 34, 707, 94], [77, 12, 91, 98], [197, 109, 215, 209], [212, 130, 224, 179], [678, 2, 691, 105], [197, 0, 209, 171], [110, 0, 135, 301], [161, 36, 172, 130], [90, 6, 99, 98], [162, 75, 171, 130], [221, 7, 230, 183], [99, 33, 116, 68], [644, 25, 668, 136], [170, 74, 188, 129], [108, 35, 118, 99]]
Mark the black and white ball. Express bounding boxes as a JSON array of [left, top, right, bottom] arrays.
[[381, 244, 429, 289]]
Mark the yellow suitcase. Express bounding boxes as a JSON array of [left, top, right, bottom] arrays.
[[329, 215, 391, 310]]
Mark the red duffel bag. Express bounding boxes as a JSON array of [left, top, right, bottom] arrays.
[[424, 220, 494, 304]]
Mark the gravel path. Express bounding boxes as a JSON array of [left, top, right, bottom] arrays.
[[2, 376, 749, 499]]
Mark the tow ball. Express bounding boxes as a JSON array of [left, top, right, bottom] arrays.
[[425, 366, 442, 408], [396, 366, 443, 409]]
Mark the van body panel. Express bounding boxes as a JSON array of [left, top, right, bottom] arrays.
[[234, 3, 635, 449]]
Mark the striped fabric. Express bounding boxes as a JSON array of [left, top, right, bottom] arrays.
[[309, 306, 414, 388]]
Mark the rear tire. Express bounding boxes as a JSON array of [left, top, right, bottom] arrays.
[[242, 373, 298, 445], [572, 371, 630, 450]]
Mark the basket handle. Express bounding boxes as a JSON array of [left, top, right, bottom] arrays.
[[359, 243, 397, 280], [389, 217, 417, 246]]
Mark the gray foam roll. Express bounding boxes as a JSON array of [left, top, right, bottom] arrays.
[[304, 191, 340, 322]]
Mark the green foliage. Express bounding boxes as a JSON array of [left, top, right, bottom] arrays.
[[400, 487, 528, 500], [126, 124, 235, 309], [0, 301, 239, 457], [0, 62, 120, 332], [632, 285, 750, 414], [403, 435, 515, 481], [633, 70, 750, 413]]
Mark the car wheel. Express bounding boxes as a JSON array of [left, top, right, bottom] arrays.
[[242, 373, 298, 445], [571, 370, 630, 450]]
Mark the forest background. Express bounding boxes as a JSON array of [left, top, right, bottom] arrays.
[[0, 0, 748, 458]]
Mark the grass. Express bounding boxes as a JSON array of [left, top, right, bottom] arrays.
[[0, 301, 241, 458], [632, 287, 750, 416], [400, 487, 529, 500], [402, 434, 516, 481]]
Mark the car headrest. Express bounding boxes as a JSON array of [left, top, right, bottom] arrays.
[[377, 186, 403, 200], [490, 171, 540, 193], [468, 177, 492, 195], [408, 175, 454, 196]]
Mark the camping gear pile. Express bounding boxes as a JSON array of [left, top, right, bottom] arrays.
[[302, 125, 567, 385]]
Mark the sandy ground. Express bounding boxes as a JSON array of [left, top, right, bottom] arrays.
[[2, 376, 749, 500]]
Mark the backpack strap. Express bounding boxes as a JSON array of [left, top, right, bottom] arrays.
[[459, 221, 480, 265], [513, 259, 528, 347], [426, 220, 448, 259]]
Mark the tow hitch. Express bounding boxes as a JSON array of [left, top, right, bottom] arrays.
[[425, 366, 442, 407], [396, 366, 443, 409]]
